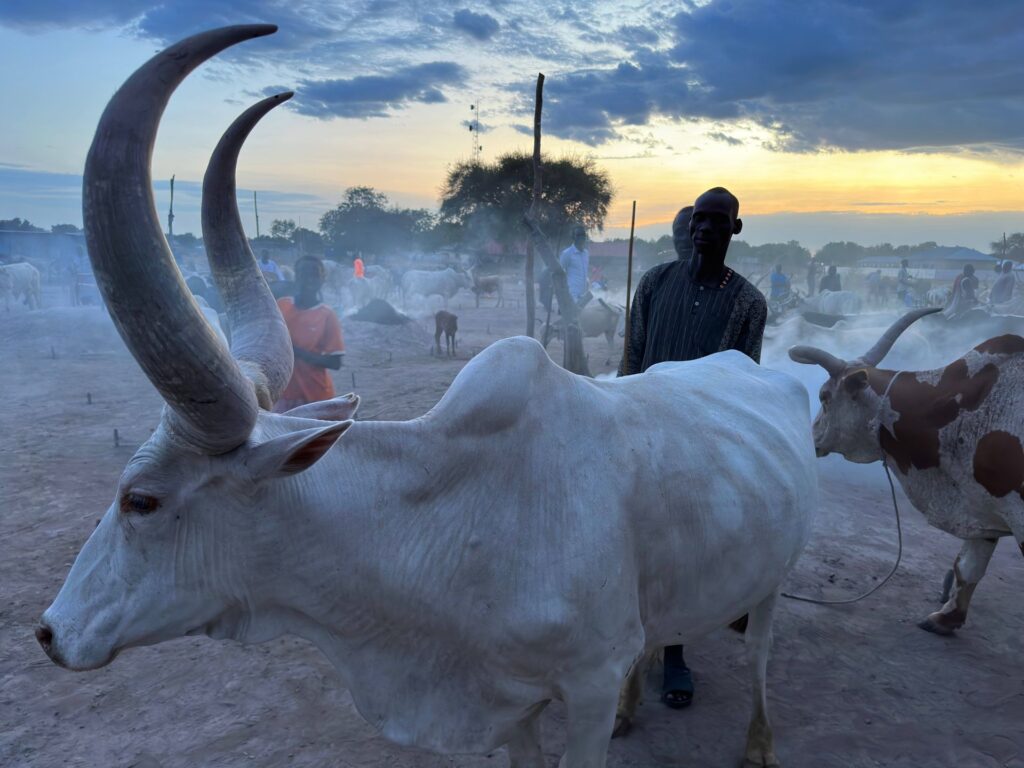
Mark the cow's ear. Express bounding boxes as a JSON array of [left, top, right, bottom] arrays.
[[843, 368, 870, 395], [246, 421, 353, 480], [282, 393, 359, 421]]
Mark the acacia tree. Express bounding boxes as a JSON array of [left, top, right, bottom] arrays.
[[439, 151, 612, 259], [320, 186, 434, 258]]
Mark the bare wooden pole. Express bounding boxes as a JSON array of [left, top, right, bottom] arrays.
[[525, 241, 535, 338], [623, 200, 637, 374], [525, 73, 590, 376]]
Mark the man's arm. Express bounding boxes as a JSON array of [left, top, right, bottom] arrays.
[[617, 270, 653, 376], [735, 294, 768, 364]]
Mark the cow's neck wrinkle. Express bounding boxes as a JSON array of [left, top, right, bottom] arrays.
[[265, 416, 475, 643]]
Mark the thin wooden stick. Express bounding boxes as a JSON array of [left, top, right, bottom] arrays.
[[623, 200, 637, 374]]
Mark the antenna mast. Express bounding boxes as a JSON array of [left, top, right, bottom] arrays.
[[469, 100, 483, 161]]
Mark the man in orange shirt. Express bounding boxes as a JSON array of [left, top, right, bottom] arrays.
[[273, 256, 345, 412], [353, 254, 365, 279]]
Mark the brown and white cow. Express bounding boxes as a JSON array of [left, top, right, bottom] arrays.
[[790, 308, 1024, 635]]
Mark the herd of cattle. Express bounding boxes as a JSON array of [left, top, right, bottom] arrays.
[[12, 24, 1024, 768]]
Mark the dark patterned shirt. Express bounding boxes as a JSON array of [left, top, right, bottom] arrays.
[[618, 259, 767, 375]]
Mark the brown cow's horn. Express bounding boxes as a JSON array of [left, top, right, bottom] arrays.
[[202, 93, 295, 410], [788, 345, 846, 377], [856, 307, 942, 367], [83, 25, 278, 454]]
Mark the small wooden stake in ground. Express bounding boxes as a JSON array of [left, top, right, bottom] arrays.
[[86, 393, 92, 405], [50, 346, 56, 360], [351, 371, 356, 389], [113, 429, 119, 447]]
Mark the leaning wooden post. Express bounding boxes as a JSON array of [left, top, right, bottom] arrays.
[[525, 73, 590, 376], [622, 200, 637, 374]]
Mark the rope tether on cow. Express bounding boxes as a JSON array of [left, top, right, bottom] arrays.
[[782, 371, 905, 606]]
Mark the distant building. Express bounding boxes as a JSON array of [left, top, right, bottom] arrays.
[[856, 246, 998, 282]]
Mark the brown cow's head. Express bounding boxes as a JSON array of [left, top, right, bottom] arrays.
[[788, 309, 940, 462]]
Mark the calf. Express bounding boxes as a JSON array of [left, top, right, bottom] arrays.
[[434, 310, 458, 357], [790, 308, 1024, 635]]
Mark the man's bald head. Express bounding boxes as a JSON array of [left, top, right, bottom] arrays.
[[694, 187, 739, 219], [672, 205, 694, 260], [690, 187, 742, 264]]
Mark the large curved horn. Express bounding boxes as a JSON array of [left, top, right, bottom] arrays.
[[788, 345, 846, 378], [855, 307, 942, 367], [83, 24, 278, 454], [202, 93, 294, 409]]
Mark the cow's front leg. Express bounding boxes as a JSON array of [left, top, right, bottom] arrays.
[[743, 591, 780, 768], [919, 538, 998, 635], [558, 672, 623, 768]]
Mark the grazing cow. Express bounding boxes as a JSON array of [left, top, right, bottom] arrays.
[[790, 308, 1024, 635], [470, 267, 504, 308], [37, 27, 819, 768], [801, 289, 862, 316], [401, 266, 471, 306], [0, 261, 42, 310], [434, 310, 458, 356], [349, 266, 394, 308], [541, 298, 625, 364]]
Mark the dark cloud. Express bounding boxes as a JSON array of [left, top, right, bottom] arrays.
[[453, 9, 499, 41], [284, 61, 466, 119], [707, 131, 743, 146], [539, 0, 1024, 151]]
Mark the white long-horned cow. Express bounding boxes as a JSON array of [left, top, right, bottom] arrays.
[[0, 261, 42, 310], [401, 266, 471, 306], [542, 298, 626, 365], [37, 26, 819, 768], [790, 308, 1024, 635], [801, 289, 862, 316]]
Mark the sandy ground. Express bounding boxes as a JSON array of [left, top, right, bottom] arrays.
[[2, 282, 1023, 768]]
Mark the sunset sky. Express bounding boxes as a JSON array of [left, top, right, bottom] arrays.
[[1, 0, 1023, 251]]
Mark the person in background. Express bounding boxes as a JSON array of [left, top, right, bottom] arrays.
[[943, 264, 979, 319], [619, 189, 767, 712], [806, 258, 819, 296], [259, 250, 285, 282], [273, 256, 345, 412], [769, 263, 790, 301], [866, 269, 882, 306], [989, 260, 1016, 305], [353, 253, 365, 279], [819, 264, 842, 293], [896, 259, 914, 306], [559, 225, 590, 303]]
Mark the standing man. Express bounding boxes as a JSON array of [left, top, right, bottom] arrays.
[[274, 256, 345, 412], [259, 249, 285, 282], [769, 263, 791, 301], [559, 225, 590, 304], [619, 188, 767, 710], [944, 263, 979, 319], [353, 253, 365, 279], [896, 258, 914, 306], [989, 260, 1015, 305], [819, 264, 842, 293], [806, 258, 819, 296]]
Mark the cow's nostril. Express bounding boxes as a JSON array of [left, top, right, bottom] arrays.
[[35, 624, 53, 653]]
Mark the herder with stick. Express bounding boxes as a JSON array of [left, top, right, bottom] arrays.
[[618, 188, 767, 711]]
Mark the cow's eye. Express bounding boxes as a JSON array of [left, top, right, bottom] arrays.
[[120, 493, 159, 515]]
